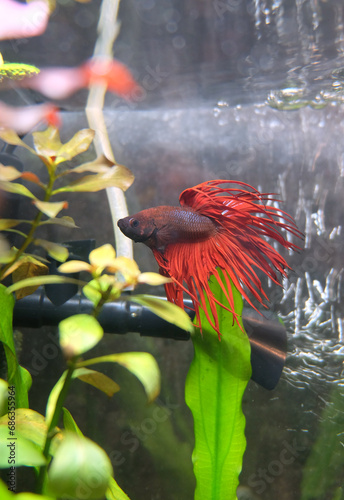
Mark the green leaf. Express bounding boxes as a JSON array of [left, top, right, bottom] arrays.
[[131, 295, 194, 333], [32, 127, 94, 164], [0, 479, 13, 499], [72, 154, 114, 173], [54, 164, 134, 193], [0, 408, 63, 454], [0, 129, 35, 154], [0, 165, 22, 181], [77, 352, 160, 403], [34, 238, 68, 262], [48, 433, 113, 499], [40, 216, 78, 229], [6, 275, 82, 295], [0, 219, 25, 230], [46, 367, 117, 429], [185, 272, 251, 500], [62, 408, 83, 437], [0, 426, 46, 467], [0, 284, 31, 408], [59, 314, 104, 359], [0, 181, 37, 199], [75, 367, 120, 397], [106, 476, 131, 500], [32, 200, 68, 218]]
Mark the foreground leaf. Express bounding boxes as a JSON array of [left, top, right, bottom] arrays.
[[77, 352, 161, 403], [6, 275, 82, 295], [32, 127, 94, 164], [185, 273, 251, 500], [59, 314, 103, 359], [131, 295, 194, 333], [0, 181, 37, 199], [0, 426, 46, 467], [0, 129, 35, 154], [0, 284, 31, 408], [10, 257, 49, 298], [48, 433, 113, 499], [34, 238, 68, 262]]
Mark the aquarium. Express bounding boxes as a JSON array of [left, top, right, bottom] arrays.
[[0, 1, 343, 500]]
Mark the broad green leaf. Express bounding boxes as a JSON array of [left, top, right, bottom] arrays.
[[185, 272, 251, 500], [0, 181, 37, 199], [0, 479, 13, 499], [77, 352, 160, 403], [0, 426, 46, 467], [82, 276, 120, 306], [59, 314, 103, 359], [32, 200, 68, 218], [0, 408, 63, 454], [6, 275, 82, 295], [0, 284, 31, 408], [62, 408, 83, 436], [0, 129, 35, 154], [54, 164, 134, 193], [34, 238, 68, 262], [10, 257, 49, 298], [106, 476, 131, 500], [48, 433, 113, 499], [72, 154, 114, 173], [131, 295, 194, 333], [40, 216, 78, 229]]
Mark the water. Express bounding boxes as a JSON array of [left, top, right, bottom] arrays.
[[1, 1, 344, 499]]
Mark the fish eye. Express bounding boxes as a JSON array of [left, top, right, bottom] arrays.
[[129, 218, 140, 228]]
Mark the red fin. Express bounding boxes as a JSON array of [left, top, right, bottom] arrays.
[[153, 180, 303, 338]]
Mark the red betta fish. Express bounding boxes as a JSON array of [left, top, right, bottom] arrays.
[[117, 180, 302, 338]]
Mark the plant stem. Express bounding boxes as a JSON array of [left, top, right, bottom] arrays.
[[36, 359, 76, 494]]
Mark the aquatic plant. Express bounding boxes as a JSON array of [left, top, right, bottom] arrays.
[[0, 126, 193, 499]]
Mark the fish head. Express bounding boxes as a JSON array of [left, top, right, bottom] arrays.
[[117, 212, 157, 244]]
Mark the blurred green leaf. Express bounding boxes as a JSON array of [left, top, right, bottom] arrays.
[[59, 314, 103, 359], [32, 127, 94, 164], [185, 272, 251, 500], [0, 181, 37, 199], [54, 164, 134, 193], [0, 62, 40, 81], [106, 477, 131, 500], [0, 379, 8, 417], [72, 154, 114, 173], [9, 257, 49, 299], [131, 295, 194, 333], [40, 216, 78, 229], [48, 433, 113, 499], [0, 219, 25, 230], [0, 129, 35, 154], [0, 408, 62, 454], [0, 284, 31, 408], [78, 352, 160, 403], [0, 164, 22, 181], [34, 238, 68, 262], [6, 275, 82, 295], [75, 367, 120, 397], [0, 427, 46, 467], [62, 408, 83, 437], [33, 200, 68, 218]]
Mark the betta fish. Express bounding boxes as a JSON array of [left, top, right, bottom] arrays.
[[117, 180, 302, 339]]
